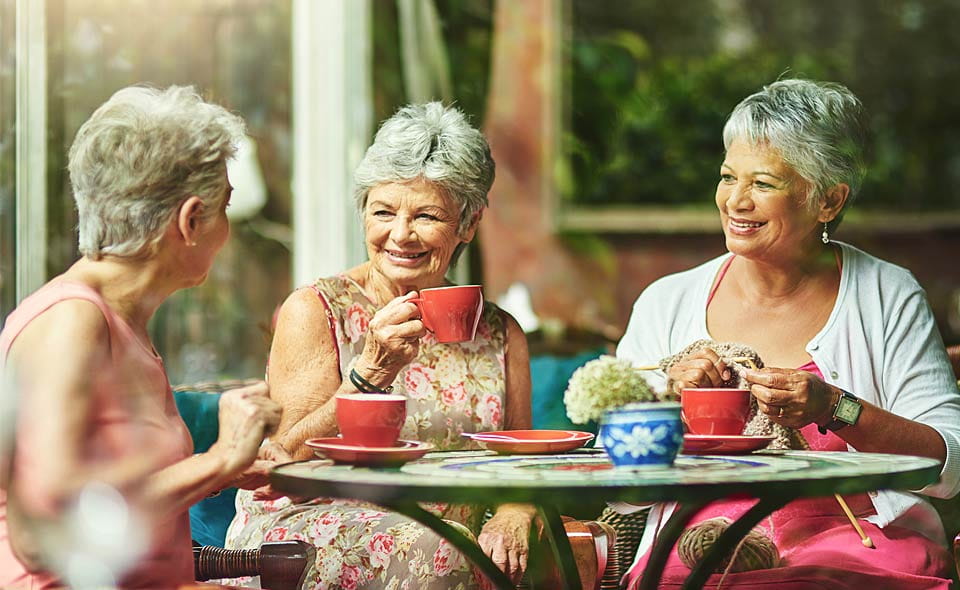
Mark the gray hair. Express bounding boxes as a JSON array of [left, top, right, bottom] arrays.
[[722, 79, 867, 229], [68, 85, 246, 259], [353, 102, 494, 257]]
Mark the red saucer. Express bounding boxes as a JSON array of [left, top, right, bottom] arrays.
[[463, 430, 595, 454], [305, 438, 434, 466], [682, 434, 775, 455]]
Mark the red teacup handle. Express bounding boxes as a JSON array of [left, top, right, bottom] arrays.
[[408, 298, 434, 332]]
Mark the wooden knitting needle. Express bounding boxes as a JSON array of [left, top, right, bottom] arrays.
[[835, 493, 874, 548], [635, 357, 758, 372], [729, 357, 758, 370], [730, 355, 873, 548]]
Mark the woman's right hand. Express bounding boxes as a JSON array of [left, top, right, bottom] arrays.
[[666, 348, 732, 394], [208, 381, 282, 478], [354, 292, 426, 387]]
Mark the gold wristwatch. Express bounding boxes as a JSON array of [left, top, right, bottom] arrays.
[[817, 389, 862, 434]]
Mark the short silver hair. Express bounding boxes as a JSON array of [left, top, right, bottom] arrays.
[[68, 85, 246, 259], [353, 102, 495, 241], [723, 79, 867, 229]]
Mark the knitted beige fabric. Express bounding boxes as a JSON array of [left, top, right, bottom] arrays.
[[660, 339, 809, 450]]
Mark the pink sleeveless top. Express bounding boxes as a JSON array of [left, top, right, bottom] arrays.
[[0, 280, 194, 589]]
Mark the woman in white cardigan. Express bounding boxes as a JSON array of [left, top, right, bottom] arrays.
[[617, 79, 960, 589]]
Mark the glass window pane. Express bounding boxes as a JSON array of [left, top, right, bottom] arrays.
[[48, 0, 292, 383], [0, 0, 14, 323]]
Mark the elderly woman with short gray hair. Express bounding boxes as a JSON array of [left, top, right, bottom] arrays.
[[617, 79, 960, 588], [0, 85, 283, 588], [225, 103, 533, 589]]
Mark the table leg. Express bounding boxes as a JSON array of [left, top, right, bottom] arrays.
[[681, 496, 791, 590], [536, 504, 582, 590], [638, 502, 707, 590], [388, 501, 516, 590]]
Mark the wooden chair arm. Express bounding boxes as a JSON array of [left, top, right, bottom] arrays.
[[193, 541, 314, 590], [533, 518, 619, 590]]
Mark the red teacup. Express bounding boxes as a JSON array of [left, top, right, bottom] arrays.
[[335, 393, 407, 447], [410, 285, 484, 343], [680, 388, 751, 435]]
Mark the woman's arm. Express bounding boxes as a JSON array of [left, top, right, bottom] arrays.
[[479, 311, 535, 583], [502, 312, 531, 430], [268, 288, 346, 460], [7, 300, 280, 526], [6, 300, 155, 511], [746, 285, 956, 470], [271, 287, 426, 460], [141, 382, 281, 517], [746, 368, 947, 463]]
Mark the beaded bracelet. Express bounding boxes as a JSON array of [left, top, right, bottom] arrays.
[[349, 368, 394, 394]]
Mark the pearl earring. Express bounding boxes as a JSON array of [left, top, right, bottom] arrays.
[[821, 222, 830, 245]]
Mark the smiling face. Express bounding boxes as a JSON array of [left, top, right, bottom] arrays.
[[363, 179, 474, 290], [715, 140, 824, 263]]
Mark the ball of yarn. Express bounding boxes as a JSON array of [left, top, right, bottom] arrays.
[[677, 517, 780, 573]]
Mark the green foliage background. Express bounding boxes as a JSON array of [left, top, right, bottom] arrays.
[[564, 0, 960, 211]]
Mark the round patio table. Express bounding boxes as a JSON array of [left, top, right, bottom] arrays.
[[270, 448, 940, 590]]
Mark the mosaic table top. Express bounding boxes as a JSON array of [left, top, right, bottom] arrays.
[[271, 448, 939, 506]]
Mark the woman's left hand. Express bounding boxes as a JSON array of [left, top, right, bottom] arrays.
[[743, 368, 837, 427], [478, 503, 538, 584], [228, 440, 294, 491]]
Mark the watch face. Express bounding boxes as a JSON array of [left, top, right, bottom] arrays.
[[835, 396, 862, 424]]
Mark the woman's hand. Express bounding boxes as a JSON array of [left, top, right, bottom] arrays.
[[477, 503, 538, 584], [744, 368, 837, 427], [208, 381, 283, 478], [228, 439, 293, 491], [667, 348, 732, 394], [354, 292, 426, 387]]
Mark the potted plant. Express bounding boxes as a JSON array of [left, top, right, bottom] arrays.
[[564, 355, 682, 467]]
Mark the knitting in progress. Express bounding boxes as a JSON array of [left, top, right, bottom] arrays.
[[659, 338, 809, 451], [659, 339, 801, 577]]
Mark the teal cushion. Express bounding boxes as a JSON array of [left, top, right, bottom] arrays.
[[173, 391, 237, 547], [530, 348, 604, 434]]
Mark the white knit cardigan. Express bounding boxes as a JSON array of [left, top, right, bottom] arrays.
[[616, 241, 960, 541]]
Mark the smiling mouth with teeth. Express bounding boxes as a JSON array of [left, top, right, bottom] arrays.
[[730, 220, 765, 228], [388, 250, 427, 259]]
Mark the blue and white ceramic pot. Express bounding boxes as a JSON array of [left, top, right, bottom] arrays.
[[598, 401, 683, 467]]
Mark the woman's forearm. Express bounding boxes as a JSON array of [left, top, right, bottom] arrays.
[[140, 451, 234, 521], [278, 395, 344, 460], [835, 397, 947, 464]]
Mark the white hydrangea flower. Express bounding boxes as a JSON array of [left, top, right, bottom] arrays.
[[563, 355, 664, 424]]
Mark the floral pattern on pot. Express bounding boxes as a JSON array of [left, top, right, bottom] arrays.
[[599, 401, 683, 467]]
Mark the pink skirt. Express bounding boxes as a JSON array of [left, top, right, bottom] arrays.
[[624, 494, 952, 590]]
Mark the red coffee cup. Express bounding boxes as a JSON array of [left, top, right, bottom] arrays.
[[410, 285, 484, 343], [680, 388, 751, 435], [335, 393, 407, 447]]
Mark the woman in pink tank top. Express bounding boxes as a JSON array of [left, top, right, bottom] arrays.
[[618, 80, 958, 589], [0, 85, 285, 589]]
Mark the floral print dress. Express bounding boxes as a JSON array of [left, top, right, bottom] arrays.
[[224, 277, 507, 590]]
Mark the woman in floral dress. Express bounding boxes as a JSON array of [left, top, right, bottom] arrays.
[[225, 103, 533, 590]]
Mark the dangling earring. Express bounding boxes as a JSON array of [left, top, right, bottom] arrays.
[[821, 222, 830, 245]]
